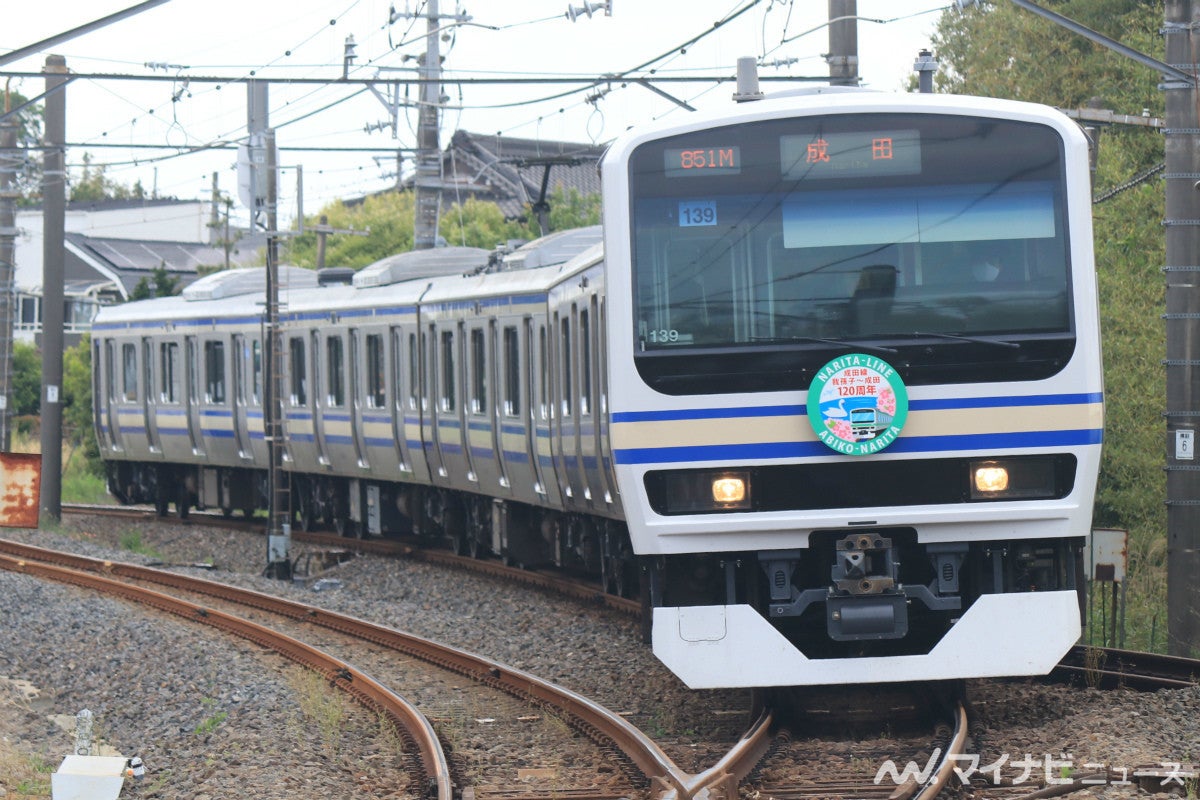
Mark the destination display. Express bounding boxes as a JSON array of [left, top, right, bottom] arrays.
[[780, 129, 921, 180]]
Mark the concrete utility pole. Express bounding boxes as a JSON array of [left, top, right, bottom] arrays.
[[827, 0, 859, 87], [263, 125, 290, 580], [1163, 0, 1200, 657], [39, 55, 67, 523], [413, 0, 443, 250], [0, 90, 18, 451]]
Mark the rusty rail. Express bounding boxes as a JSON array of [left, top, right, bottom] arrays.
[[0, 538, 692, 797], [0, 551, 452, 800]]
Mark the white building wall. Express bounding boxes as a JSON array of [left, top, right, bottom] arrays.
[[13, 202, 208, 291]]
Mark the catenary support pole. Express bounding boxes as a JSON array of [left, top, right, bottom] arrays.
[[1163, 0, 1200, 657], [39, 55, 67, 523]]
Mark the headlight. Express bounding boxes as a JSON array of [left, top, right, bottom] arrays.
[[969, 458, 1057, 500], [712, 475, 747, 505], [661, 470, 752, 513]]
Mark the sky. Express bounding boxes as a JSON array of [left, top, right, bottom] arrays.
[[1, 1, 950, 227]]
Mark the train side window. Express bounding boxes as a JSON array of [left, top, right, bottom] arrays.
[[440, 329, 456, 412], [327, 336, 345, 407], [502, 325, 519, 417], [597, 297, 607, 415], [105, 341, 116, 403], [233, 335, 245, 405], [367, 333, 385, 409], [251, 339, 262, 406], [560, 317, 572, 417], [160, 342, 179, 403], [205, 340, 226, 403], [290, 337, 307, 406], [538, 325, 549, 420], [186, 339, 199, 403], [122, 343, 137, 402], [470, 328, 486, 415], [409, 332, 420, 411], [579, 308, 591, 416], [142, 339, 153, 405]]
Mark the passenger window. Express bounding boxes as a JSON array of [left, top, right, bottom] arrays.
[[470, 328, 486, 415], [440, 330, 455, 412], [366, 334, 385, 409], [560, 317, 572, 416], [290, 338, 307, 406], [503, 326, 519, 417], [579, 309, 590, 416], [205, 340, 226, 403], [252, 340, 263, 406], [160, 342, 179, 403], [327, 336, 345, 407], [122, 343, 137, 402]]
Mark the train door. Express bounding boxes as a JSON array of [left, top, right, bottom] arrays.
[[103, 339, 121, 451], [531, 321, 556, 504], [580, 296, 613, 508], [185, 336, 204, 455], [389, 327, 415, 474], [349, 329, 368, 468], [489, 320, 508, 491], [456, 322, 476, 483], [425, 323, 449, 482], [551, 310, 578, 507], [312, 330, 331, 467], [92, 338, 112, 451], [467, 323, 498, 488], [141, 338, 160, 453], [577, 301, 604, 507], [232, 334, 250, 460]]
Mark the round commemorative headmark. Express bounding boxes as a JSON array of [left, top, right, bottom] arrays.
[[807, 354, 908, 456]]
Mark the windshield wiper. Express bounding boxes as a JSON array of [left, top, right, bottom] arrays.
[[753, 335, 898, 355], [910, 331, 1021, 350]]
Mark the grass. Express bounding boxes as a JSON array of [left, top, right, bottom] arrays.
[[10, 430, 113, 506], [0, 746, 54, 797], [194, 696, 228, 737], [289, 668, 348, 755]]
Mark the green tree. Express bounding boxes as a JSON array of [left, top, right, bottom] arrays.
[[62, 334, 100, 472], [130, 265, 182, 300], [931, 0, 1168, 648], [2, 90, 44, 202], [11, 341, 41, 416], [285, 187, 600, 269], [70, 152, 145, 202]]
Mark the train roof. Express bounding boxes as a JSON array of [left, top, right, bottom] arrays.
[[93, 228, 606, 328], [352, 246, 491, 288], [181, 266, 319, 300]]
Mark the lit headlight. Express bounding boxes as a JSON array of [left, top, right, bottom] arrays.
[[661, 470, 752, 513], [973, 464, 1009, 494], [969, 458, 1057, 500], [712, 475, 747, 506]]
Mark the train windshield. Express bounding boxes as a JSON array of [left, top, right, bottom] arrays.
[[627, 112, 1074, 394]]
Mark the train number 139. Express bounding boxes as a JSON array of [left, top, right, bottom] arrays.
[[679, 200, 717, 227]]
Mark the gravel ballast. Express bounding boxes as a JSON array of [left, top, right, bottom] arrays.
[[0, 515, 1197, 799]]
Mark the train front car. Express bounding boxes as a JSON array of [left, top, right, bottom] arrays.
[[602, 92, 1103, 689]]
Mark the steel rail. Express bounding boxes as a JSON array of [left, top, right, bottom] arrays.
[[0, 538, 692, 797], [1054, 645, 1200, 690], [0, 552, 452, 800], [913, 699, 969, 800]]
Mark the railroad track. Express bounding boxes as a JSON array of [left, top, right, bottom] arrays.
[[62, 503, 1200, 692], [0, 537, 775, 800]]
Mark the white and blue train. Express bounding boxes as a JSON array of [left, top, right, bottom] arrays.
[[93, 89, 1103, 689]]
